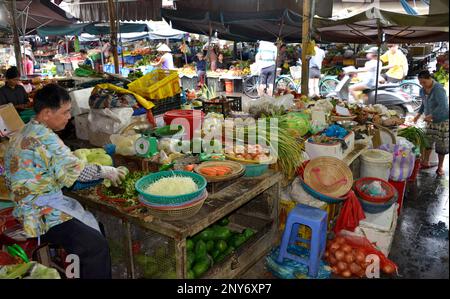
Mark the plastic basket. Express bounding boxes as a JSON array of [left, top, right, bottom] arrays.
[[354, 177, 395, 203], [152, 95, 182, 116], [135, 171, 207, 205], [127, 69, 181, 100], [357, 188, 398, 214]]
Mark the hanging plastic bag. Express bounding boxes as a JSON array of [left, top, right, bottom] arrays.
[[333, 190, 366, 234], [378, 144, 415, 181]]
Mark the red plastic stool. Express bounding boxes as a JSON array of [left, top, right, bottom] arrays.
[[388, 180, 407, 216]]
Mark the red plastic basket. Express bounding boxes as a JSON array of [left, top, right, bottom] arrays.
[[354, 177, 396, 203]]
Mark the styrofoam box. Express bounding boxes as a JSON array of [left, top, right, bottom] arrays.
[[70, 87, 94, 117], [74, 113, 89, 140], [342, 203, 399, 256], [305, 131, 355, 160]]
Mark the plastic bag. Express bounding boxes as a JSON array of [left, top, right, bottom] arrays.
[[361, 181, 386, 197], [88, 108, 134, 135], [334, 191, 366, 234], [110, 133, 141, 156], [378, 144, 415, 181], [326, 232, 398, 278]]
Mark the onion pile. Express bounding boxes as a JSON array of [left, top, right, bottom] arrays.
[[324, 236, 396, 278]]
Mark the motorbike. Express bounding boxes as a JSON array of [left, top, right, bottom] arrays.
[[327, 75, 418, 117]]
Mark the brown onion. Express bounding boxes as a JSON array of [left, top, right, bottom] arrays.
[[329, 255, 338, 265], [349, 262, 362, 274], [324, 251, 330, 259], [341, 244, 352, 253], [329, 242, 340, 253], [335, 250, 345, 261], [344, 253, 355, 264], [357, 270, 366, 278], [337, 261, 348, 272], [382, 264, 396, 274], [355, 251, 365, 263], [341, 270, 352, 278], [335, 236, 346, 244]]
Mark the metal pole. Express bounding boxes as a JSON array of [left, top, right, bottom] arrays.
[[116, 0, 125, 69], [374, 21, 382, 104], [107, 0, 120, 74], [301, 0, 311, 96], [99, 36, 105, 72], [7, 0, 23, 77]]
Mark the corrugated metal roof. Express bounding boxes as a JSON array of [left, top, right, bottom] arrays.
[[60, 0, 162, 22]]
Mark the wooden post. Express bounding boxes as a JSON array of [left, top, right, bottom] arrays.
[[107, 0, 119, 74], [7, 0, 23, 77], [301, 0, 311, 96]]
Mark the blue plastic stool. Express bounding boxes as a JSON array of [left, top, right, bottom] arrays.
[[277, 204, 328, 278]]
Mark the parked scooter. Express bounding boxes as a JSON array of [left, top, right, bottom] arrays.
[[326, 75, 418, 117]]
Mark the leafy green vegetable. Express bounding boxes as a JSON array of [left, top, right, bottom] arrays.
[[398, 127, 430, 153], [102, 171, 146, 205]]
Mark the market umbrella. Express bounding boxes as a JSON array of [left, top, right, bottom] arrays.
[[36, 22, 149, 37]]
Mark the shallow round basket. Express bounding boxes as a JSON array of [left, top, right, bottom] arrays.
[[303, 156, 353, 198], [194, 161, 245, 182], [331, 115, 357, 122], [358, 188, 398, 214], [143, 190, 208, 220], [135, 171, 207, 205], [354, 177, 395, 203], [224, 153, 275, 165]]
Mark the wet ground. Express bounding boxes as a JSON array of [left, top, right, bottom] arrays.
[[241, 156, 449, 279], [388, 156, 449, 279]]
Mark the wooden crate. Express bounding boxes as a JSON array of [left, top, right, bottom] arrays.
[[66, 171, 282, 279]]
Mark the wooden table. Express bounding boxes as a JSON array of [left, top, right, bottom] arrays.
[[65, 170, 283, 279]]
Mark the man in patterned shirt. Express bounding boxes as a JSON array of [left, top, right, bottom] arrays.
[[4, 84, 127, 278]]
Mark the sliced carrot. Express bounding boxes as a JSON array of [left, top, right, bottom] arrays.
[[184, 164, 195, 172]]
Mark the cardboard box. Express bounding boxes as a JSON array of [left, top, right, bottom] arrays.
[[0, 104, 25, 137]]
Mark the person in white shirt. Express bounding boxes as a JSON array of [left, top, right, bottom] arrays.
[[255, 41, 278, 97], [309, 44, 326, 97], [348, 47, 383, 102], [152, 44, 174, 70]]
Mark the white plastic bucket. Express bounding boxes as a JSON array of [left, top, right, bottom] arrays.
[[360, 149, 393, 181]]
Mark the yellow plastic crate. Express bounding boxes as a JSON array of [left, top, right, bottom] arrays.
[[128, 69, 181, 100]]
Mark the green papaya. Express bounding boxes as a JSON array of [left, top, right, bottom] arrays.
[[187, 251, 195, 269], [211, 249, 221, 260], [212, 226, 232, 240], [215, 240, 228, 253], [195, 240, 207, 258], [232, 235, 247, 248], [192, 258, 210, 278], [187, 270, 195, 279], [243, 228, 255, 239], [199, 228, 215, 241], [206, 240, 215, 252], [186, 239, 194, 252], [218, 218, 230, 226]]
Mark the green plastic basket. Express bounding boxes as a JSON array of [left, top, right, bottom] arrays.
[[135, 170, 207, 205]]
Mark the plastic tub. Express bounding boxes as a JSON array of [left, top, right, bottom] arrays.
[[243, 163, 269, 177], [360, 149, 393, 181], [163, 110, 205, 140]]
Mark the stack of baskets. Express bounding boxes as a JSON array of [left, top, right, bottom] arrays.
[[135, 171, 208, 220], [353, 177, 398, 214]]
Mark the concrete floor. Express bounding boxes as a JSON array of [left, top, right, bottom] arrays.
[[241, 157, 449, 279]]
